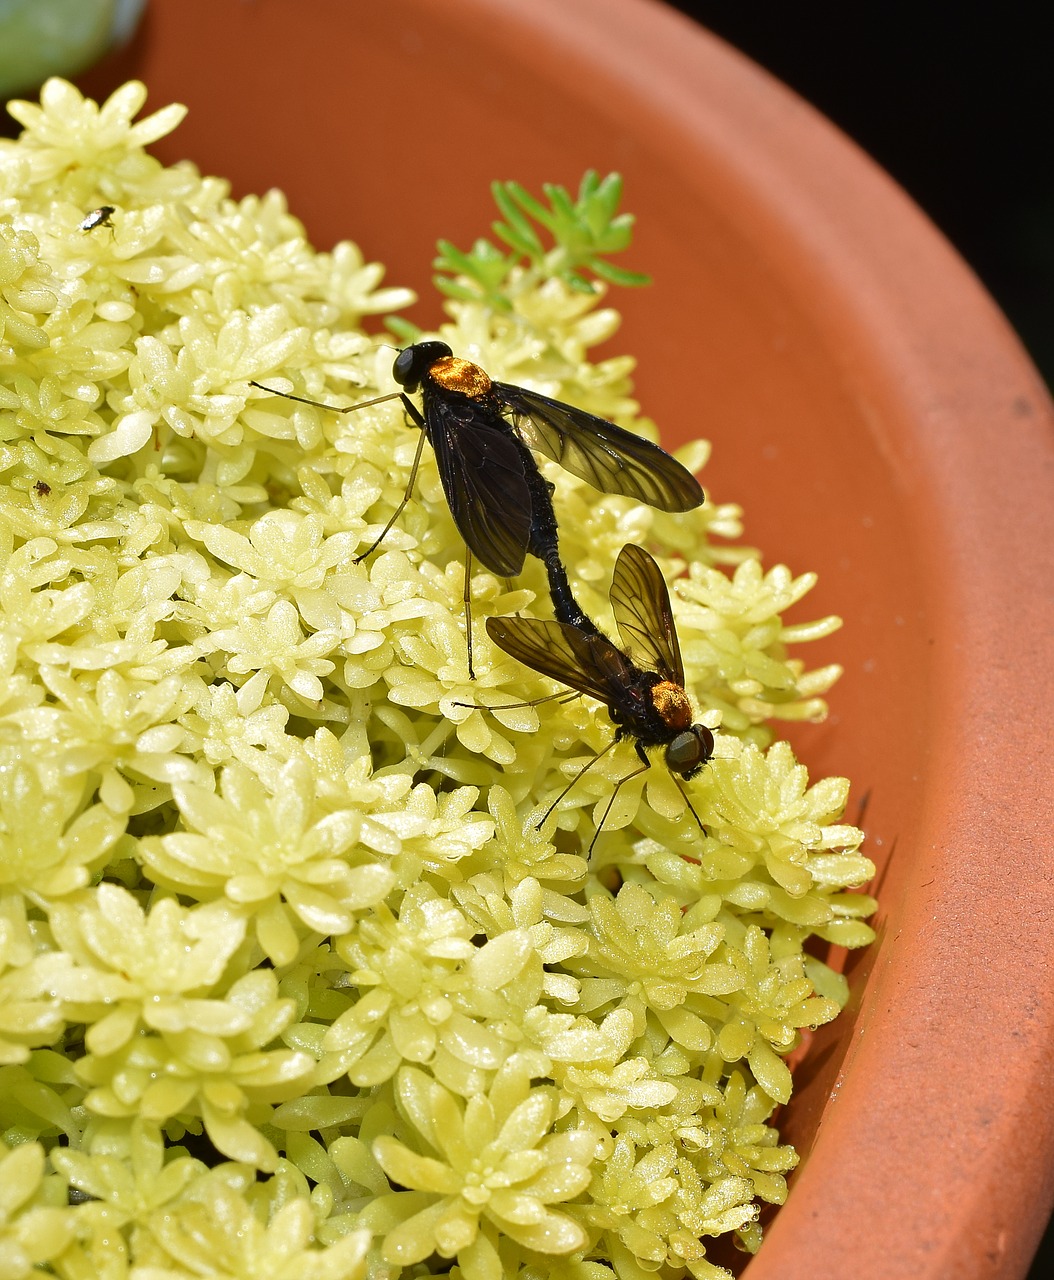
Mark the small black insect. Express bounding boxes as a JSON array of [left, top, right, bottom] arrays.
[[80, 206, 116, 232], [33, 480, 52, 496], [252, 342, 702, 672], [484, 542, 714, 851]]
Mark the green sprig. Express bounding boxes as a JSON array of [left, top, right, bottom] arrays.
[[433, 170, 650, 308]]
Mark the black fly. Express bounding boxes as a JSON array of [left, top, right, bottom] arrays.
[[483, 543, 714, 852], [374, 341, 702, 573], [252, 342, 702, 674]]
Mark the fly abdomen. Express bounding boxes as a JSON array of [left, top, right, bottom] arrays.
[[517, 437, 602, 637]]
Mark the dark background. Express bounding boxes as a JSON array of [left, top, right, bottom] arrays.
[[670, 4, 1054, 390], [667, 6, 1054, 1276]]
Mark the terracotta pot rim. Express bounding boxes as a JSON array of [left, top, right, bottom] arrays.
[[431, 1, 1054, 1275]]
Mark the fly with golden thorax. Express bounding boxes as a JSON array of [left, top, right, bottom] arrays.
[[253, 341, 703, 675]]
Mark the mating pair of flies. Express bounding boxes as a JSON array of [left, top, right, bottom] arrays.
[[253, 341, 715, 844]]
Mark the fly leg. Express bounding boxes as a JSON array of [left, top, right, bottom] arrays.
[[589, 758, 650, 855], [463, 549, 475, 680], [354, 394, 428, 563], [538, 738, 620, 829], [248, 380, 426, 565]]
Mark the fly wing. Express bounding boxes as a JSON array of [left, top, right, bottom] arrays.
[[425, 392, 532, 577], [608, 544, 685, 685], [485, 615, 635, 707], [493, 381, 703, 512]]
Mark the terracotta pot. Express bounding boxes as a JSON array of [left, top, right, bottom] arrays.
[[79, 1, 1054, 1276]]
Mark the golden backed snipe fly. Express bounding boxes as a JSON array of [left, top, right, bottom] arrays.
[[484, 542, 715, 852], [252, 341, 702, 673]]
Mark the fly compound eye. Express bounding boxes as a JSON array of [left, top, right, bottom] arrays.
[[666, 726, 715, 777], [392, 340, 452, 390], [392, 347, 418, 388]]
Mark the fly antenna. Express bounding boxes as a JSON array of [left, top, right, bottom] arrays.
[[450, 690, 579, 711], [249, 380, 401, 414]]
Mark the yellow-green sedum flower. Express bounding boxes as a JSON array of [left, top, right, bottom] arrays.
[[0, 895, 65, 1064], [142, 759, 396, 965], [586, 1131, 759, 1274], [40, 885, 314, 1169], [321, 884, 480, 1086], [367, 1064, 594, 1278], [0, 1139, 75, 1276], [0, 758, 123, 901], [0, 80, 876, 1277], [135, 1174, 371, 1280], [44, 886, 249, 1054], [49, 1118, 202, 1236]]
